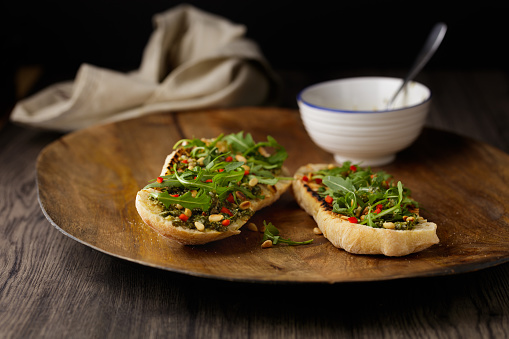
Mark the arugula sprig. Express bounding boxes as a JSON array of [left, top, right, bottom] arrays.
[[224, 132, 288, 168], [315, 162, 419, 229], [146, 132, 289, 215], [262, 221, 313, 246], [152, 190, 211, 211], [361, 181, 404, 227], [173, 134, 222, 150]]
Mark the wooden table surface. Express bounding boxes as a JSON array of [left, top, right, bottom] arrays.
[[1, 68, 509, 338]]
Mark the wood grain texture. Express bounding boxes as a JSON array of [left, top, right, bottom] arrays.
[[35, 108, 509, 283]]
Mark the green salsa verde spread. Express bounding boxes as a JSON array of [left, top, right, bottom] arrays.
[[144, 132, 289, 232]]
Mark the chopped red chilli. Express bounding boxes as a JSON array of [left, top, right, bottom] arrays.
[[227, 193, 235, 203], [221, 207, 233, 216]]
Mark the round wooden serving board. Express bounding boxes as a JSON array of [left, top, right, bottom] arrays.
[[36, 108, 509, 283]]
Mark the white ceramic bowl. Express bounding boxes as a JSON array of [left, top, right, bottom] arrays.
[[297, 77, 431, 166]]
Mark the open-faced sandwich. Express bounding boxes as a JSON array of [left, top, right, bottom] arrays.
[[136, 132, 292, 245], [292, 162, 439, 256]]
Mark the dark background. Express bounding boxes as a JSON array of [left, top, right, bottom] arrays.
[[2, 1, 508, 115]]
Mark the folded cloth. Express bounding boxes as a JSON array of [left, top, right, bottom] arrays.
[[10, 4, 279, 132]]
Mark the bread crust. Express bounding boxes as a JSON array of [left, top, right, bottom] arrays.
[[136, 189, 245, 244], [135, 146, 292, 245], [292, 163, 439, 256]]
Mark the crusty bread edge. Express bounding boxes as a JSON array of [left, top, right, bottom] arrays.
[[136, 152, 292, 245], [135, 189, 244, 245], [292, 163, 439, 256]]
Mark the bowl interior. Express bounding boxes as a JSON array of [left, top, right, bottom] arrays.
[[298, 77, 431, 112]]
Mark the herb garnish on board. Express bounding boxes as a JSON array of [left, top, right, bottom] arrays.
[[261, 221, 313, 246]]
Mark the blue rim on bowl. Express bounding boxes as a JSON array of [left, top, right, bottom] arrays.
[[297, 76, 432, 113]]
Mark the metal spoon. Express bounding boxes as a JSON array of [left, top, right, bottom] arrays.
[[386, 22, 447, 110]]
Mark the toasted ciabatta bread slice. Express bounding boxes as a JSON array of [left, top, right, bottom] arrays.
[[292, 163, 439, 256], [135, 132, 292, 245]]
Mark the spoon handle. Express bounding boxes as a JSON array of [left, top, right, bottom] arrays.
[[387, 22, 447, 109]]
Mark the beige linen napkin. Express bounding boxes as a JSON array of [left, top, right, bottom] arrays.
[[10, 4, 278, 132]]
